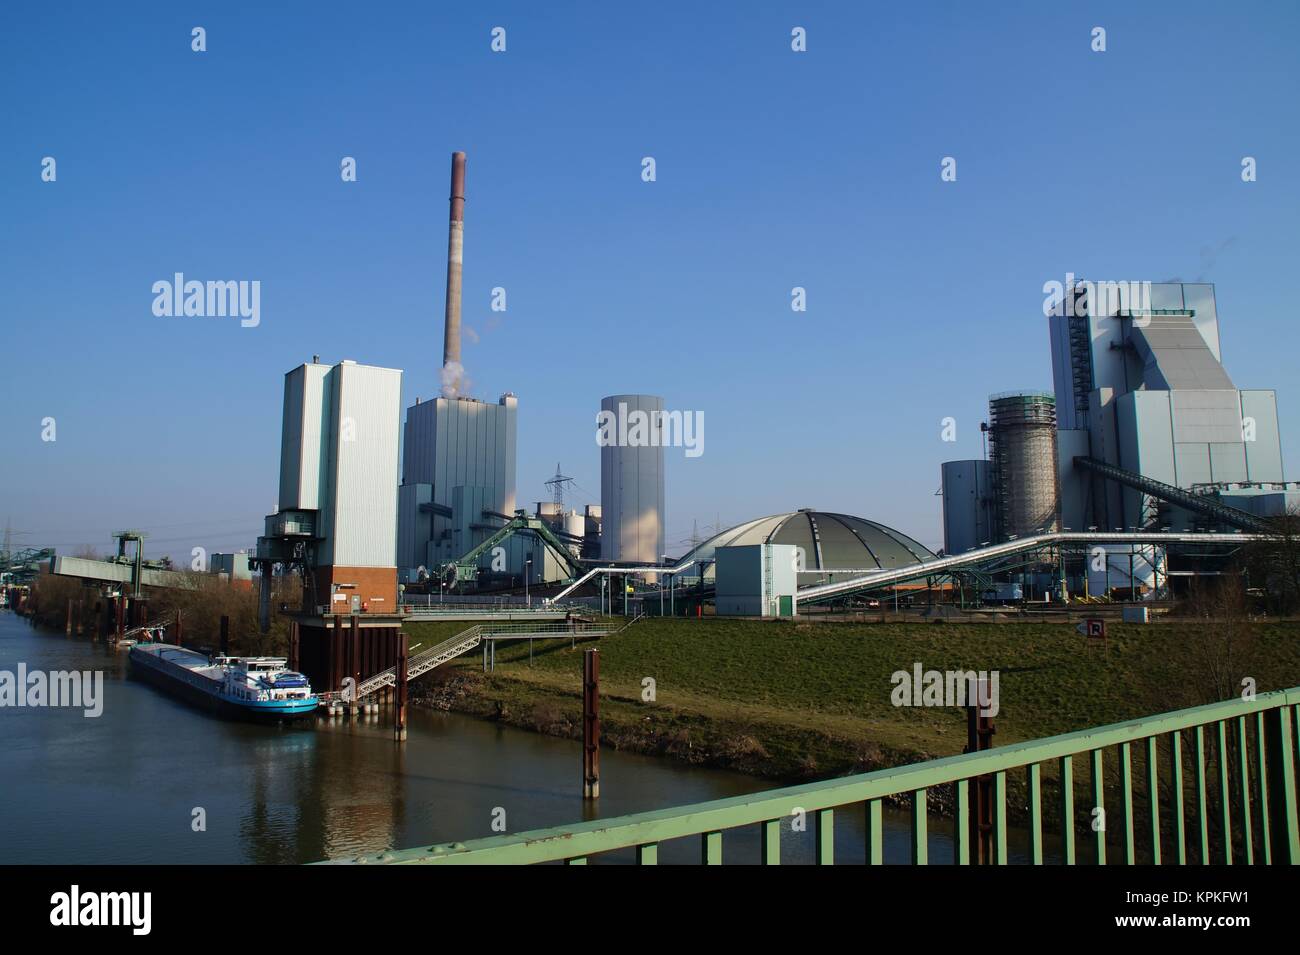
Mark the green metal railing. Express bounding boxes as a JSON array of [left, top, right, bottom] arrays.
[[338, 688, 1300, 865]]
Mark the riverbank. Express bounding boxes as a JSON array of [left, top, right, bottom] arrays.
[[406, 615, 1300, 824]]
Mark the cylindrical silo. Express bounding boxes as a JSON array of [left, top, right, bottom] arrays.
[[599, 394, 665, 564], [941, 459, 993, 554], [988, 392, 1060, 540]]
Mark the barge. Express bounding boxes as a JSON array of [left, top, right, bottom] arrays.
[[129, 643, 318, 721]]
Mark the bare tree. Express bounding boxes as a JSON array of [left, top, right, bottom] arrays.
[[1242, 508, 1300, 616], [1180, 577, 1258, 705]]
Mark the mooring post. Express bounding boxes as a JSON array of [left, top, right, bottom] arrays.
[[582, 649, 600, 799], [965, 679, 996, 864], [332, 614, 343, 691], [174, 609, 183, 646], [65, 599, 72, 635], [219, 615, 230, 655], [349, 614, 359, 711], [395, 631, 409, 741], [114, 596, 125, 641], [288, 620, 299, 671]]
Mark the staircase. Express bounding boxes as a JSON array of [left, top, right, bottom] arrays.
[[319, 626, 483, 703], [318, 617, 616, 704]]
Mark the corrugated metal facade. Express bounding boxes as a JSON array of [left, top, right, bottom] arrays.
[[397, 393, 518, 571], [278, 363, 329, 510], [324, 362, 402, 568], [941, 460, 992, 555], [599, 394, 665, 564]]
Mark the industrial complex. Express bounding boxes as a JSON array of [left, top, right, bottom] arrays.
[[220, 156, 1297, 680], [28, 153, 1295, 698]]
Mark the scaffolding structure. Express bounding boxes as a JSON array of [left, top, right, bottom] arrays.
[[988, 392, 1060, 540]]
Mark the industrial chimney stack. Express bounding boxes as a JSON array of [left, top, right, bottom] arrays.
[[441, 151, 466, 396]]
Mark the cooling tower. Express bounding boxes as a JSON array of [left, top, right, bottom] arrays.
[[599, 395, 665, 564]]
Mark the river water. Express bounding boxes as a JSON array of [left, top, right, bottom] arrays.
[[0, 611, 1055, 864]]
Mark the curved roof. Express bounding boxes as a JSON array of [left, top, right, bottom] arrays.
[[678, 509, 937, 578]]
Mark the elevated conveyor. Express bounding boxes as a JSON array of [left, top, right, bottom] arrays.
[[1072, 456, 1275, 534], [794, 530, 1264, 607]]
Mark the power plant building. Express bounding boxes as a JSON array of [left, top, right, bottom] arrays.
[[259, 358, 403, 612], [397, 393, 518, 577], [1047, 281, 1292, 531]]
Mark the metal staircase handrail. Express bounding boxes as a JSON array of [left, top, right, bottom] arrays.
[[343, 626, 483, 701]]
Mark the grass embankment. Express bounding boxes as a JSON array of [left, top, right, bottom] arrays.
[[406, 616, 1300, 791]]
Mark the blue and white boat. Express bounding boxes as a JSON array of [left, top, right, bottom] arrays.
[[129, 643, 318, 721]]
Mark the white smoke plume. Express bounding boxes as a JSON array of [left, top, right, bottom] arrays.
[[440, 361, 467, 398]]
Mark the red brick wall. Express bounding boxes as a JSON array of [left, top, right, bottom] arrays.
[[316, 566, 398, 612]]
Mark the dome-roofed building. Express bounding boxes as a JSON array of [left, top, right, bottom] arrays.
[[675, 509, 937, 584]]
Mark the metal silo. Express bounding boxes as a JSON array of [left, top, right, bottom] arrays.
[[941, 459, 993, 554], [599, 394, 665, 564], [988, 391, 1060, 540]]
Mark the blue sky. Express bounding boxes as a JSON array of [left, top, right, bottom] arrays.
[[2, 1, 1298, 560]]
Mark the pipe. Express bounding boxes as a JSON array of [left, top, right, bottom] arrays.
[[442, 151, 466, 394]]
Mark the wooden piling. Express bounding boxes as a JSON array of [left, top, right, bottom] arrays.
[[349, 614, 359, 698], [582, 649, 600, 799], [219, 615, 230, 655], [965, 680, 996, 864], [65, 599, 72, 635], [174, 610, 183, 646], [395, 631, 408, 741], [338, 615, 348, 691]]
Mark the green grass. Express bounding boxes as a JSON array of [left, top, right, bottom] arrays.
[[404, 616, 1300, 782]]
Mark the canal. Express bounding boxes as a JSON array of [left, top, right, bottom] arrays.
[[0, 612, 1057, 864]]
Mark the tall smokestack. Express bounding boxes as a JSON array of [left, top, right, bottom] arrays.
[[441, 151, 466, 396]]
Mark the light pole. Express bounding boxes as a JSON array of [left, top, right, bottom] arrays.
[[661, 554, 667, 616]]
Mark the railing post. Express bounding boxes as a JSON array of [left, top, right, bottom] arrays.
[[761, 820, 780, 865], [911, 791, 927, 865], [865, 799, 884, 864], [1060, 755, 1075, 864], [1264, 702, 1300, 864]]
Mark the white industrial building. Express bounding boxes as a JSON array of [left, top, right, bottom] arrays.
[[257, 357, 403, 613], [1048, 281, 1290, 532]]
